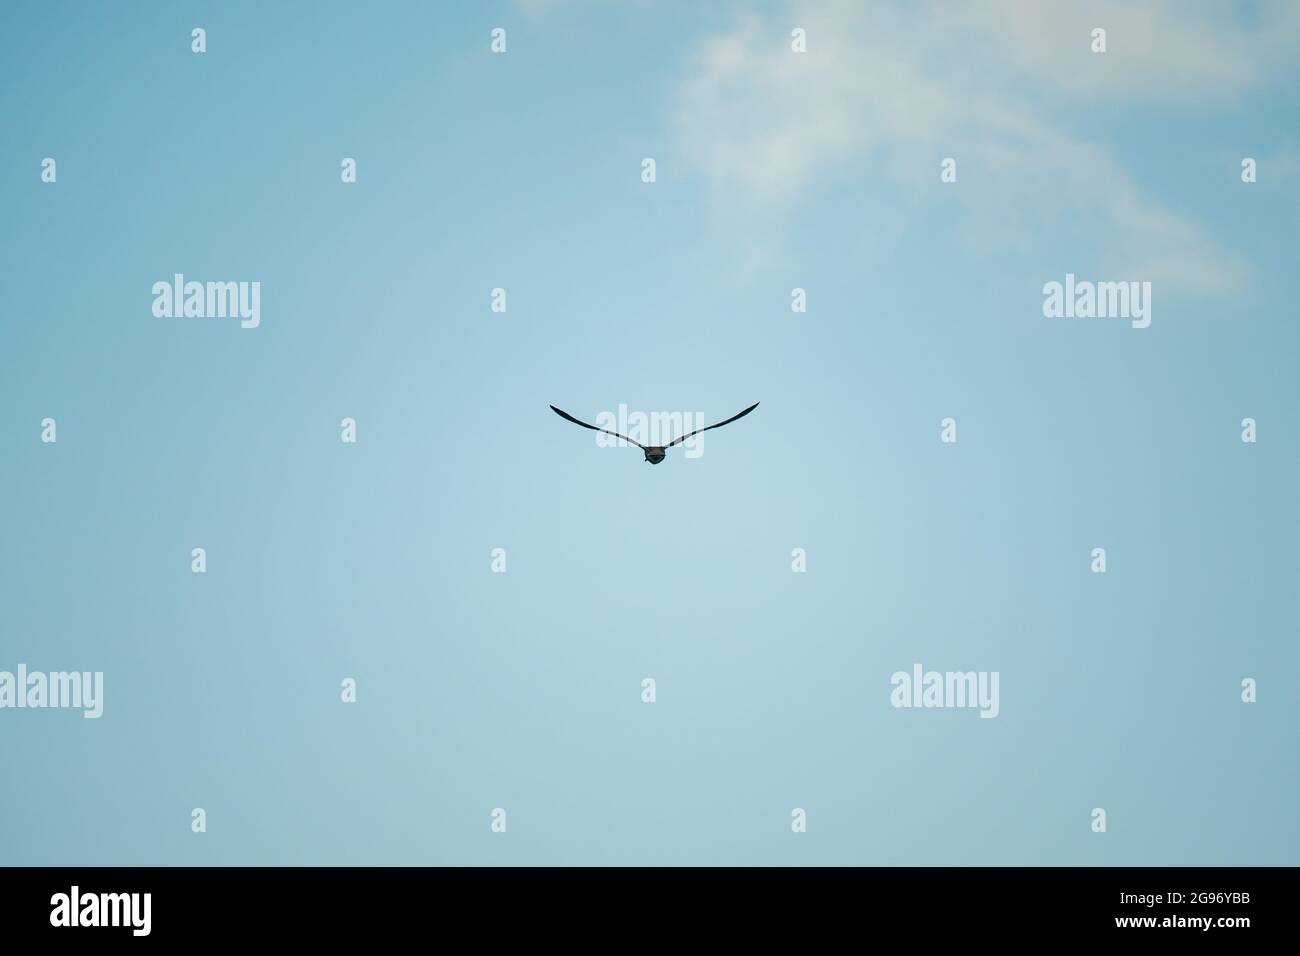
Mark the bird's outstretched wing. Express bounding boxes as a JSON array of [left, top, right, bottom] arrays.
[[665, 402, 759, 448], [550, 405, 645, 449]]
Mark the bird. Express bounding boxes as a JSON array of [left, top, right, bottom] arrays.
[[549, 402, 759, 464]]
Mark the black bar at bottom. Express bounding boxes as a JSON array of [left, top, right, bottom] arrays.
[[0, 866, 1282, 942]]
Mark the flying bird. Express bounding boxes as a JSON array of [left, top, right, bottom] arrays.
[[549, 402, 759, 464]]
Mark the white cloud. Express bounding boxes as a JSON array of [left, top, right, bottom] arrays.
[[671, 1, 1298, 293]]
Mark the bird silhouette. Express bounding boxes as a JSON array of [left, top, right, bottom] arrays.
[[549, 402, 759, 464]]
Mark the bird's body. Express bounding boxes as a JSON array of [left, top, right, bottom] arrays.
[[549, 403, 758, 464]]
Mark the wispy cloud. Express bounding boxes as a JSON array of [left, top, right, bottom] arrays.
[[671, 1, 1300, 293]]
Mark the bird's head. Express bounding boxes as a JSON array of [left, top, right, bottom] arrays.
[[644, 447, 666, 464]]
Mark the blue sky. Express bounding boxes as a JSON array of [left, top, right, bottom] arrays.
[[1, 0, 1297, 865]]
